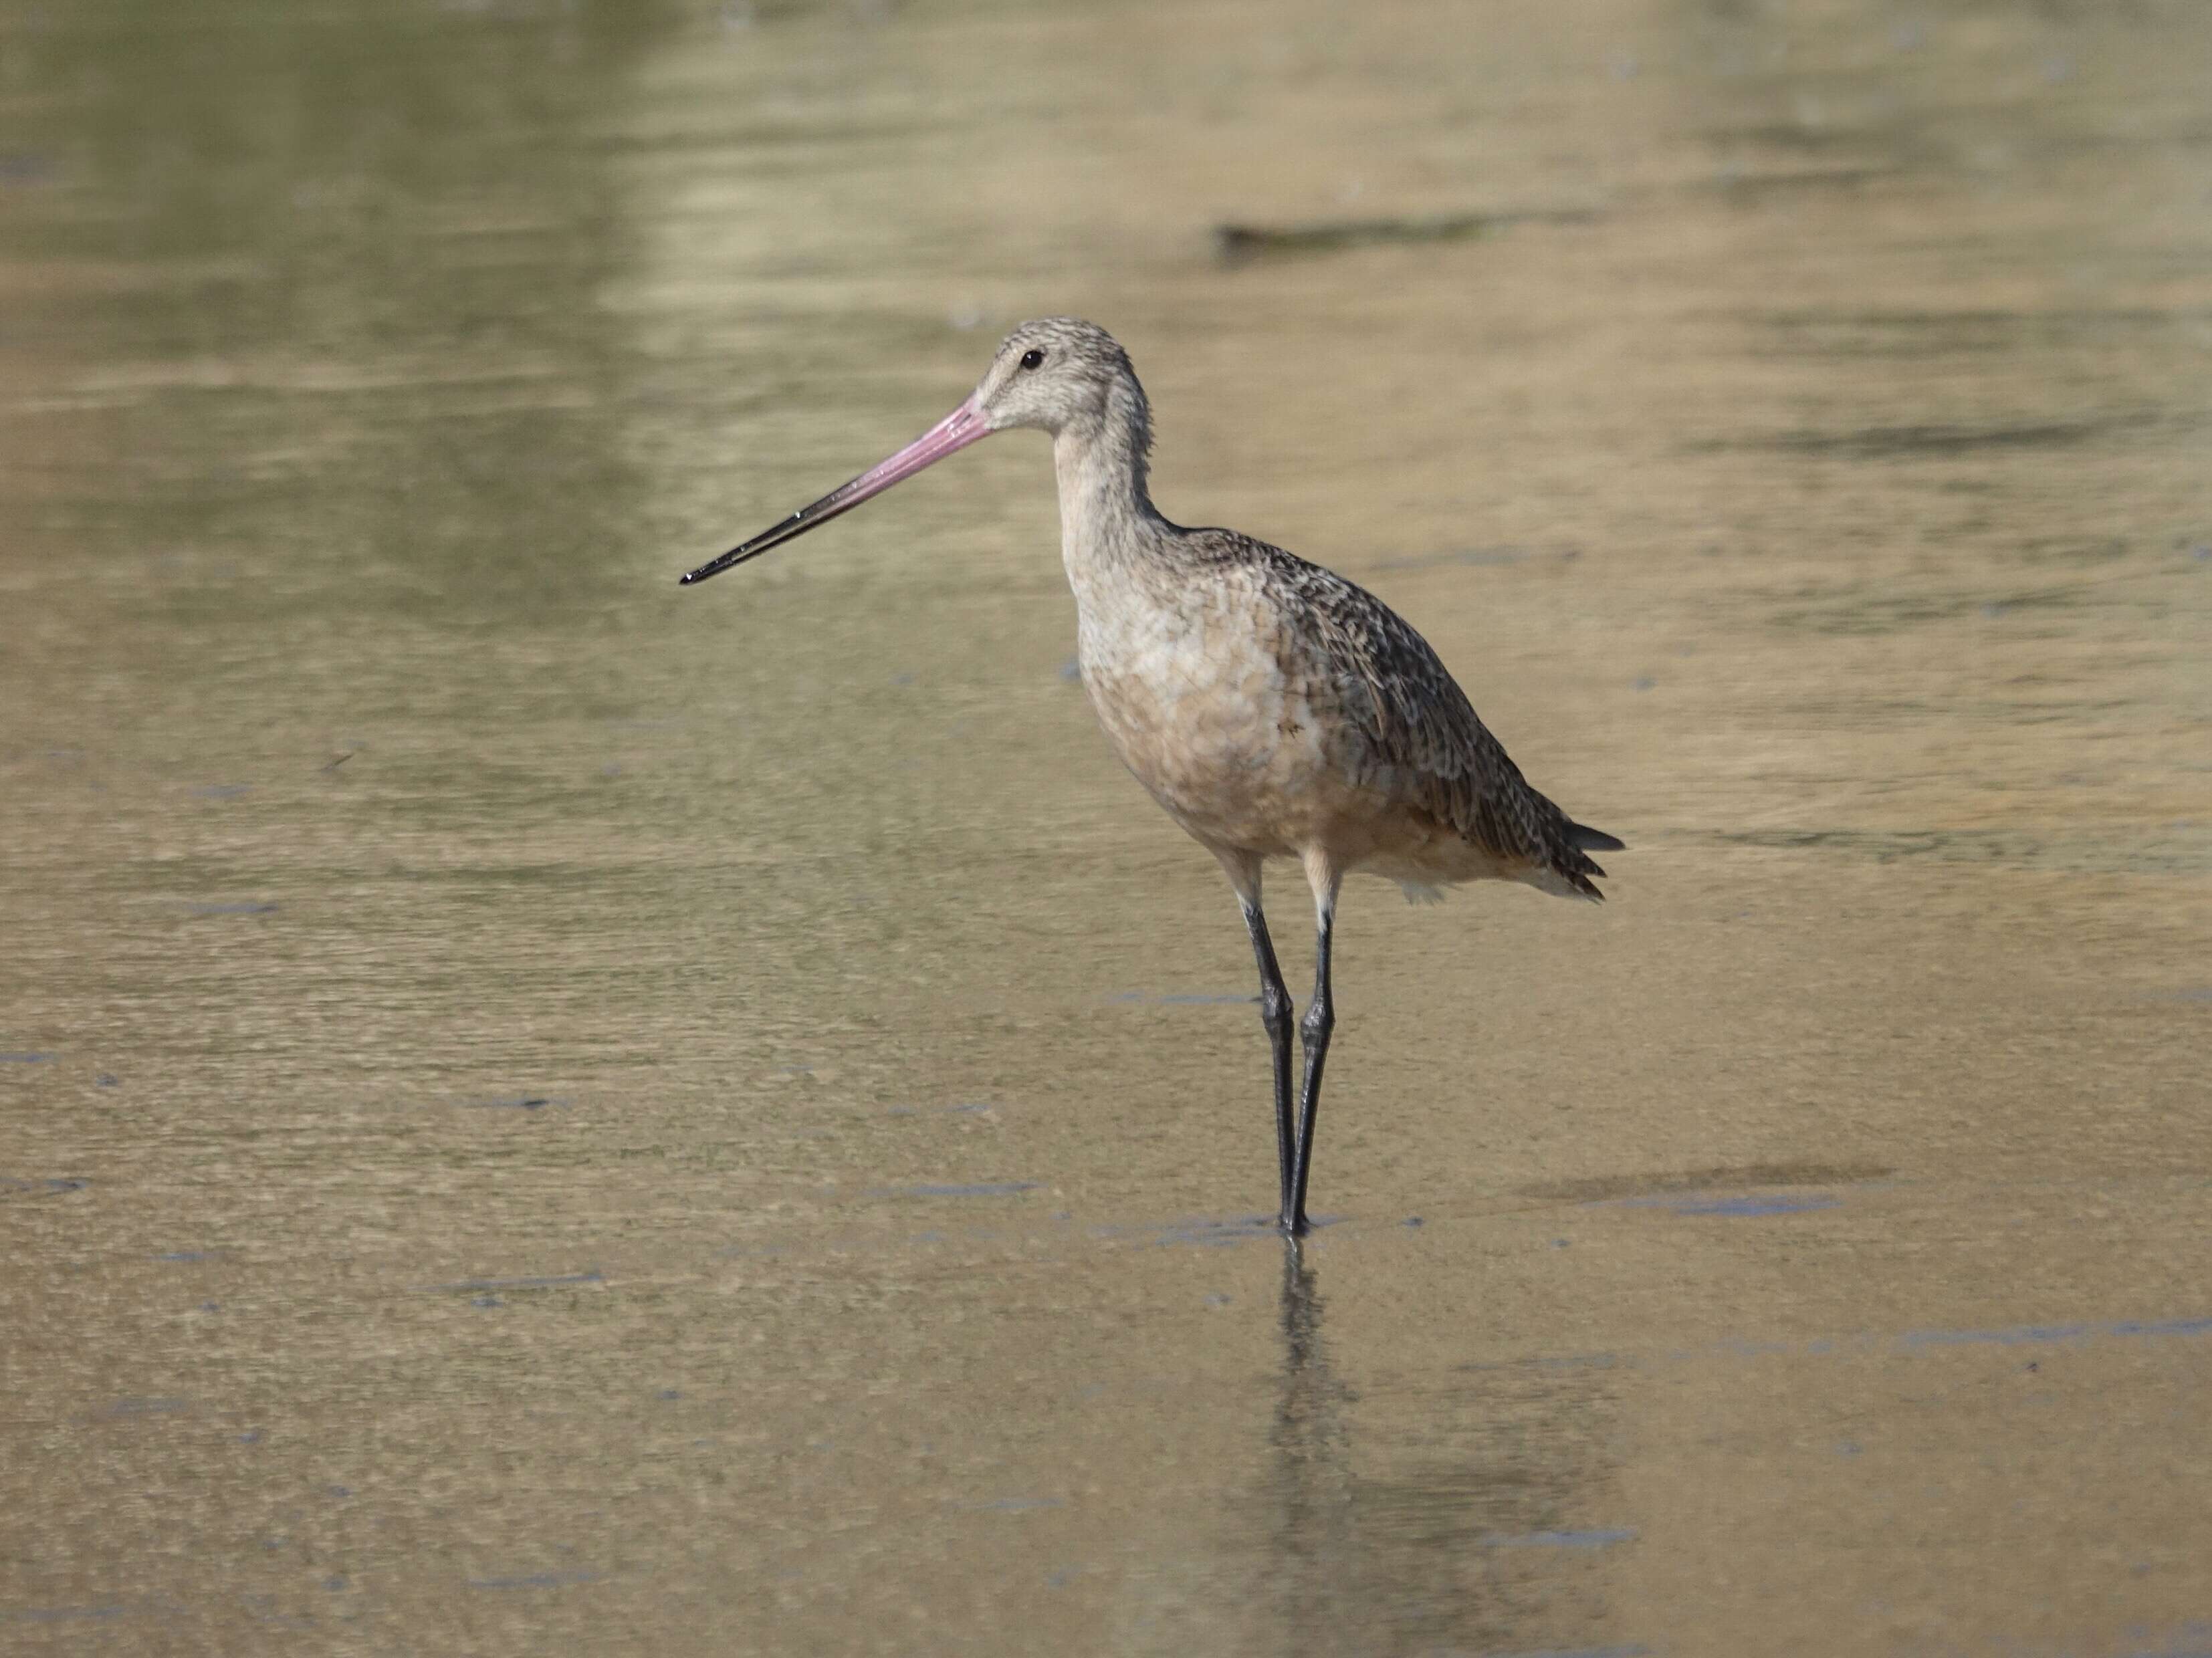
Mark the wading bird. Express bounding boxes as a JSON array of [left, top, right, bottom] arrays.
[[681, 319, 1620, 1236]]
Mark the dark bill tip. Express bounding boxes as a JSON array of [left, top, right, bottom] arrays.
[[677, 545, 752, 586], [677, 396, 989, 590], [679, 499, 841, 586]]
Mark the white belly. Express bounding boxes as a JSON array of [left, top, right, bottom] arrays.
[[1075, 590, 1341, 856]]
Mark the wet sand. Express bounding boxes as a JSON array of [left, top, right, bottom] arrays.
[[3, 0, 2209, 1651]]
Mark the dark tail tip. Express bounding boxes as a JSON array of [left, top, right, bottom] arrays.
[[1568, 822, 1626, 853]]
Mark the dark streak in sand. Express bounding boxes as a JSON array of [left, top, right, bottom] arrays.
[[467, 1570, 604, 1590], [1, 1176, 89, 1198], [421, 1270, 604, 1294], [871, 1182, 1040, 1199], [1214, 207, 1599, 265], [1105, 991, 1256, 1006]]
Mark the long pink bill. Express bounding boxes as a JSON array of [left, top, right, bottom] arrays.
[[679, 396, 992, 586]]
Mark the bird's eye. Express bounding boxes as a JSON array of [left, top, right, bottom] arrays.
[[1018, 348, 1044, 370]]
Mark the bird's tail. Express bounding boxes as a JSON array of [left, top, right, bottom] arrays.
[[1539, 819, 1624, 903]]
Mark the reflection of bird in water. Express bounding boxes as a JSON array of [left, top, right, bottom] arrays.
[[1269, 1241, 1359, 1655], [1263, 1243, 1630, 1655], [681, 319, 1622, 1233]]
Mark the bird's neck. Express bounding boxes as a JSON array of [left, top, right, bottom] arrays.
[[1052, 379, 1168, 602]]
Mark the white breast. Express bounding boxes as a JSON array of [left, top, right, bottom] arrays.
[[1073, 576, 1341, 857]]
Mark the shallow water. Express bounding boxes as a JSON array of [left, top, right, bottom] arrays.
[[3, 0, 2209, 1652]]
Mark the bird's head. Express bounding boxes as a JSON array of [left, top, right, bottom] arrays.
[[679, 318, 1141, 586], [968, 317, 1135, 438]]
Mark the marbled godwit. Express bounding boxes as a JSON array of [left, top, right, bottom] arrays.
[[681, 318, 1622, 1236]]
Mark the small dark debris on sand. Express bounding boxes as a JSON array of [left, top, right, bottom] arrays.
[[1214, 208, 1599, 266]]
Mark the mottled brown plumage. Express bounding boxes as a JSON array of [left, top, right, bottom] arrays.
[[682, 316, 1624, 1235], [1180, 528, 1615, 901]]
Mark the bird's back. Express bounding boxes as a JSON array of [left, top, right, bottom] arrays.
[[1178, 527, 1619, 900]]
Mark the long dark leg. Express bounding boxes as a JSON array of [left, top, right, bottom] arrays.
[[1240, 899, 1298, 1221], [1287, 875, 1338, 1237]]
